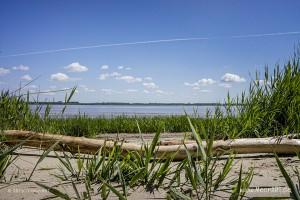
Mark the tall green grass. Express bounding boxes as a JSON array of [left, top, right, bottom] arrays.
[[235, 55, 300, 137], [199, 52, 300, 139]]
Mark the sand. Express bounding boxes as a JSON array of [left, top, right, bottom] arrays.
[[0, 133, 298, 199]]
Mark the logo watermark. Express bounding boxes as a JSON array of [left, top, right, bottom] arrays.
[[247, 186, 290, 193], [7, 188, 48, 194]]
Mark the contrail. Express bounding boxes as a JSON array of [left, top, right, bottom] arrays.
[[1, 31, 300, 58], [230, 31, 300, 39]]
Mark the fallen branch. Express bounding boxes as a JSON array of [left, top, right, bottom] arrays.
[[1, 130, 300, 160]]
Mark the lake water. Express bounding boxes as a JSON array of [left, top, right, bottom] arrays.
[[30, 104, 222, 118]]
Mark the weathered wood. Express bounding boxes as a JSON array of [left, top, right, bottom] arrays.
[[1, 130, 300, 160]]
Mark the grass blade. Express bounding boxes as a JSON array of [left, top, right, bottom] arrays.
[[168, 187, 191, 200], [99, 177, 126, 200], [275, 154, 300, 200], [35, 182, 71, 200], [28, 140, 60, 180], [187, 117, 207, 161]]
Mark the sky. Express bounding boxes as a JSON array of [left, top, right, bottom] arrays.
[[0, 0, 300, 103]]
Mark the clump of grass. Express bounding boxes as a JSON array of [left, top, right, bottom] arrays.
[[52, 141, 128, 199], [120, 131, 174, 193], [0, 136, 33, 182], [0, 149, 17, 182], [0, 90, 32, 131], [236, 55, 300, 137], [196, 51, 300, 139], [167, 117, 253, 200]]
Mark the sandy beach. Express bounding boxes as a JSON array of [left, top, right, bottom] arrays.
[[0, 133, 298, 200]]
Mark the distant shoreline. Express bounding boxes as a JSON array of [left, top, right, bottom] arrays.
[[29, 102, 241, 106]]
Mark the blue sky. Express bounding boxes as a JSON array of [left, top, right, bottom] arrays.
[[0, 0, 300, 103]]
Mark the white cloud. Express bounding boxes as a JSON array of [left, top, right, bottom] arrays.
[[198, 78, 216, 85], [184, 82, 198, 87], [219, 83, 232, 88], [142, 80, 172, 95], [99, 71, 151, 87], [126, 89, 138, 93], [0, 67, 10, 75], [111, 72, 121, 77], [116, 75, 142, 83], [12, 65, 29, 71], [192, 86, 211, 92], [155, 89, 172, 95], [184, 78, 216, 88], [99, 72, 121, 80], [199, 89, 210, 93], [143, 82, 158, 89], [221, 73, 246, 82], [65, 62, 88, 72], [98, 71, 144, 84], [85, 88, 96, 92], [21, 74, 32, 81], [142, 89, 171, 95], [144, 77, 152, 81], [100, 88, 120, 95], [117, 66, 131, 70], [99, 73, 110, 80], [51, 73, 69, 81], [101, 89, 112, 93], [101, 65, 109, 70], [79, 85, 96, 92]]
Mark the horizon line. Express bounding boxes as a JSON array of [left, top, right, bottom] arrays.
[[29, 101, 241, 105]]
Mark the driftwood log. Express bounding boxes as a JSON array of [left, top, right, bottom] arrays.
[[1, 130, 300, 160]]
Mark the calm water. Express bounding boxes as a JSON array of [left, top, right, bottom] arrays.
[[30, 104, 222, 118]]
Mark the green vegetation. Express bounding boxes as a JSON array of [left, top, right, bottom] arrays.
[[234, 55, 300, 137], [0, 119, 254, 199], [1, 50, 299, 139], [0, 49, 299, 199], [275, 153, 300, 200], [166, 118, 254, 200], [0, 136, 34, 181]]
